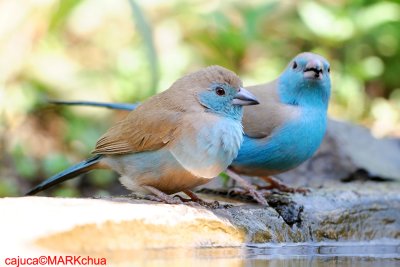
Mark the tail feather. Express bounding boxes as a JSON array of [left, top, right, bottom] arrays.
[[25, 155, 103, 196], [49, 100, 138, 111]]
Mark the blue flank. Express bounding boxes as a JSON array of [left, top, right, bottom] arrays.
[[232, 107, 327, 172]]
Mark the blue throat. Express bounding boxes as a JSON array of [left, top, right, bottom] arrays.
[[232, 76, 330, 173], [278, 72, 330, 109]]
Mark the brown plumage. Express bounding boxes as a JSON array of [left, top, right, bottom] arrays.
[[93, 65, 243, 155], [241, 80, 299, 139], [26, 65, 260, 204]]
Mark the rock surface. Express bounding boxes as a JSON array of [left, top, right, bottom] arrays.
[[1, 182, 399, 258]]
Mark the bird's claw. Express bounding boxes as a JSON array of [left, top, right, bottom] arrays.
[[228, 187, 268, 206], [226, 169, 268, 206], [259, 176, 310, 195], [173, 194, 223, 209], [145, 194, 183, 204], [258, 182, 310, 195], [248, 188, 269, 206]]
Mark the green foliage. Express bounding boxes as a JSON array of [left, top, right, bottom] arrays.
[[0, 180, 19, 197], [219, 172, 231, 188], [42, 153, 71, 176], [1, 0, 399, 197], [11, 145, 39, 180], [49, 0, 82, 32], [88, 171, 116, 187], [53, 187, 80, 198], [128, 0, 159, 95]]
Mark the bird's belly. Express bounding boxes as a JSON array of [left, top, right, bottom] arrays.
[[102, 150, 212, 194], [143, 169, 210, 194], [230, 165, 282, 177]]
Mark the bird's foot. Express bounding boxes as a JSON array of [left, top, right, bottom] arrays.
[[143, 186, 183, 204], [227, 186, 272, 202], [225, 169, 268, 206], [181, 190, 224, 209], [259, 176, 310, 195]]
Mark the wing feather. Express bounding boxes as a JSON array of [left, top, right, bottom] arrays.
[[243, 81, 298, 138], [92, 99, 182, 155]]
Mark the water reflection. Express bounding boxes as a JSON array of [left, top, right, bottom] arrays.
[[244, 240, 400, 266], [244, 257, 399, 267], [107, 239, 400, 266]]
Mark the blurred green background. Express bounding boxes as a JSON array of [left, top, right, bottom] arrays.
[[1, 0, 399, 197]]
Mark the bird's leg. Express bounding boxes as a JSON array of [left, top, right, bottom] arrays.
[[171, 191, 198, 204], [226, 169, 268, 206], [181, 190, 221, 209], [143, 185, 183, 204], [182, 190, 202, 202], [258, 176, 309, 194], [143, 186, 219, 208]]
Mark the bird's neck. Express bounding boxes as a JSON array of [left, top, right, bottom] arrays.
[[278, 77, 330, 110], [206, 105, 243, 122]]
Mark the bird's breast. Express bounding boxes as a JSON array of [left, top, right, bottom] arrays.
[[170, 116, 243, 178], [272, 109, 327, 163]]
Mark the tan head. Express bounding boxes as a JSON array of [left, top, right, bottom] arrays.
[[167, 65, 259, 119]]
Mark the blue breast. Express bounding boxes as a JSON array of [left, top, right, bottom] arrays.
[[231, 107, 327, 174]]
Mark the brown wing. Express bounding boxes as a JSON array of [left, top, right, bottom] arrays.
[[92, 104, 182, 155], [243, 81, 298, 138]]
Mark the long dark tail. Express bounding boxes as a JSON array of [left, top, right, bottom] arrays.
[[49, 100, 138, 111], [25, 155, 103, 196]]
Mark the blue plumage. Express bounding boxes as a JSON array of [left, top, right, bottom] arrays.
[[232, 107, 327, 173], [26, 155, 102, 195], [231, 53, 331, 176], [198, 83, 245, 121], [231, 52, 331, 177]]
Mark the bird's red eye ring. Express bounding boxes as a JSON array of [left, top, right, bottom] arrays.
[[216, 87, 226, 96], [292, 61, 298, 69]]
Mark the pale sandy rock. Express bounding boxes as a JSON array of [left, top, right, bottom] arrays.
[[0, 197, 244, 257], [1, 182, 399, 261]]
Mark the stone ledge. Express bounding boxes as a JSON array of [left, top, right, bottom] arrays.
[[1, 182, 399, 256], [1, 197, 243, 255]]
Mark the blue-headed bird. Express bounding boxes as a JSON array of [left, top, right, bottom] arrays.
[[228, 52, 331, 196]]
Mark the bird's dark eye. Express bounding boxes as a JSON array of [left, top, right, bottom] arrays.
[[327, 67, 331, 73], [215, 86, 226, 96], [292, 61, 298, 69]]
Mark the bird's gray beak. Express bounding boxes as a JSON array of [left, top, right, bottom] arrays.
[[232, 87, 259, 106], [304, 59, 323, 80]]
